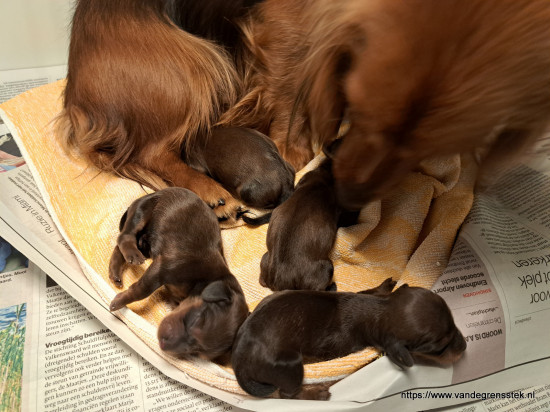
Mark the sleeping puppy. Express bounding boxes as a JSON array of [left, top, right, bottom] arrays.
[[108, 188, 248, 361], [183, 127, 295, 211], [232, 278, 466, 400], [259, 141, 353, 291], [231, 0, 550, 209]]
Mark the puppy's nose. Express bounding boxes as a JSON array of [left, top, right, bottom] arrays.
[[158, 323, 174, 350]]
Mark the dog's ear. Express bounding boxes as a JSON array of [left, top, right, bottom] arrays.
[[385, 340, 414, 369], [201, 280, 232, 303], [183, 305, 206, 331], [298, 22, 363, 146]]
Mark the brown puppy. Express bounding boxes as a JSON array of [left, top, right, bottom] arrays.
[[259, 157, 338, 291], [231, 278, 466, 400], [108, 188, 248, 360], [231, 0, 550, 208], [183, 127, 295, 211]]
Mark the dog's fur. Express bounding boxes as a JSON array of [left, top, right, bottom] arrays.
[[60, 0, 550, 211], [108, 188, 248, 360], [231, 278, 466, 400], [183, 127, 295, 210], [259, 154, 340, 291], [57, 0, 258, 221], [231, 0, 550, 208]]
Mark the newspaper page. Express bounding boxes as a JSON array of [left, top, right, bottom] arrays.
[[0, 66, 67, 104]]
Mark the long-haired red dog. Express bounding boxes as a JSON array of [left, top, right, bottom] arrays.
[[58, 0, 550, 211]]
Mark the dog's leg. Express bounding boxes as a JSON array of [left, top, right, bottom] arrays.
[[108, 246, 126, 288], [109, 260, 163, 311], [117, 193, 159, 265], [270, 350, 305, 400], [358, 278, 397, 296], [259, 252, 271, 288], [145, 151, 243, 221], [271, 350, 330, 400]]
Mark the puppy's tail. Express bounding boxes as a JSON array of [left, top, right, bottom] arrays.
[[240, 211, 272, 226]]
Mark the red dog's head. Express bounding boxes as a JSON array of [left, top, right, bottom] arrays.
[[300, 0, 550, 209]]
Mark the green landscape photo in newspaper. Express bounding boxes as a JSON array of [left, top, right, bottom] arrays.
[[0, 303, 26, 412]]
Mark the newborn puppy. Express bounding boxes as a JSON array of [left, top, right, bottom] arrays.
[[259, 144, 345, 291], [108, 188, 249, 361], [183, 127, 295, 211], [232, 278, 466, 400]]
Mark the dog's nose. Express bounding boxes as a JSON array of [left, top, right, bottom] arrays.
[[157, 322, 175, 350]]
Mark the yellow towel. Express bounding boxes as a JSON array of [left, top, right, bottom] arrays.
[[0, 80, 478, 394]]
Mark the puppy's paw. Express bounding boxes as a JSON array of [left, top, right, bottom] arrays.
[[108, 247, 125, 288], [379, 277, 397, 292], [109, 271, 124, 288], [297, 385, 331, 400], [123, 250, 146, 265], [118, 240, 146, 265], [109, 293, 126, 311]]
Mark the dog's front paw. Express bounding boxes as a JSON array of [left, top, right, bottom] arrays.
[[123, 250, 146, 265], [190, 177, 245, 224], [117, 235, 146, 265], [214, 197, 246, 226]]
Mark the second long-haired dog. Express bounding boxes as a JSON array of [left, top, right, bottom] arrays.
[[231, 278, 466, 400], [57, 0, 262, 221], [108, 188, 248, 360], [232, 0, 550, 208]]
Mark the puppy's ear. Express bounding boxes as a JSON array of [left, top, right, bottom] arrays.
[[184, 306, 206, 330], [201, 281, 232, 304], [385, 341, 414, 369], [119, 209, 129, 231]]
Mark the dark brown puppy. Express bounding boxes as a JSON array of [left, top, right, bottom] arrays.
[[108, 188, 248, 361], [183, 127, 295, 211], [231, 278, 466, 400], [259, 148, 344, 291]]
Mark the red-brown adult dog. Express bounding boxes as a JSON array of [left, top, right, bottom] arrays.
[[57, 0, 260, 221], [59, 0, 550, 213], [233, 0, 550, 208]]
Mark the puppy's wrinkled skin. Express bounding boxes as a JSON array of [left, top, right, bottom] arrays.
[[232, 278, 466, 400], [183, 127, 295, 211], [108, 188, 248, 360]]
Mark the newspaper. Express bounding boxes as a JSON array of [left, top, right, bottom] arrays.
[[1, 67, 550, 412], [0, 66, 67, 104]]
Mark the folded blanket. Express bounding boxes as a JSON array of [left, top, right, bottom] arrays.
[[0, 80, 478, 394]]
